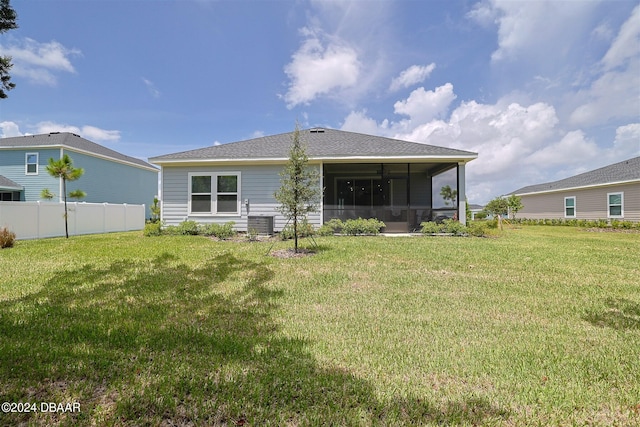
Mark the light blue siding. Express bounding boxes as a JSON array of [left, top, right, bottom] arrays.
[[161, 164, 322, 231], [63, 150, 158, 217], [0, 148, 61, 201], [1, 148, 158, 217]]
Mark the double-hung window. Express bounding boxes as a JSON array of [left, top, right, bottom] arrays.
[[607, 192, 623, 218], [189, 172, 240, 215], [26, 153, 39, 175], [564, 196, 576, 218]]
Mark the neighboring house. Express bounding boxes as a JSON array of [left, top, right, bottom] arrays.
[[0, 132, 159, 216], [511, 156, 640, 222], [150, 128, 477, 233], [468, 204, 485, 220]]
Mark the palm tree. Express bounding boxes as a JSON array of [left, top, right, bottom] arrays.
[[440, 185, 458, 207], [45, 154, 84, 238]]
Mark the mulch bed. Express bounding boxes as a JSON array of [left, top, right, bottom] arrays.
[[269, 248, 316, 258]]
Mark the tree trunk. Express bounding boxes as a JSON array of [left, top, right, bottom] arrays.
[[62, 178, 69, 238], [293, 215, 298, 253]]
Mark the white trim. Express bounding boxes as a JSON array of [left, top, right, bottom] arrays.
[[607, 191, 624, 218], [564, 196, 576, 218], [150, 154, 478, 167], [25, 152, 39, 175], [2, 144, 158, 172], [187, 172, 242, 216], [515, 179, 640, 196], [0, 184, 23, 191]]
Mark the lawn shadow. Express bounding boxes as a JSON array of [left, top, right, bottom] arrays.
[[583, 297, 640, 330], [0, 250, 510, 425]]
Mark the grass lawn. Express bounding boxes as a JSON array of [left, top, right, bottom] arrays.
[[0, 226, 639, 426]]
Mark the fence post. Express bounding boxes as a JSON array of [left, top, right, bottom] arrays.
[[36, 200, 41, 239]]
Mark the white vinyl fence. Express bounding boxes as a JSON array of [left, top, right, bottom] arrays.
[[0, 201, 145, 240]]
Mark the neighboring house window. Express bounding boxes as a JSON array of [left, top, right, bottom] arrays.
[[564, 196, 576, 218], [1, 192, 18, 201], [607, 192, 623, 218], [26, 153, 39, 175], [188, 172, 240, 215]]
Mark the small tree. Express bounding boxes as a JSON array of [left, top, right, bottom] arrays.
[[42, 154, 85, 238], [274, 124, 321, 252], [484, 196, 509, 230], [506, 194, 523, 219], [440, 185, 458, 207], [0, 0, 18, 99], [150, 196, 161, 223]]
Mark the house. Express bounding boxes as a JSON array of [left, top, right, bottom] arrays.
[[149, 128, 477, 233], [0, 132, 159, 216], [468, 204, 485, 220], [511, 156, 640, 222]]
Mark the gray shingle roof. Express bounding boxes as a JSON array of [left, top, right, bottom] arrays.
[[149, 128, 477, 163], [512, 156, 640, 195], [0, 132, 157, 170], [0, 175, 23, 190]]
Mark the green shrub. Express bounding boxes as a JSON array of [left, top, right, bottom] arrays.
[[162, 225, 179, 235], [474, 211, 487, 220], [485, 219, 499, 229], [0, 227, 16, 248], [200, 222, 236, 239], [421, 220, 473, 236], [280, 218, 316, 240], [317, 218, 344, 236], [143, 221, 162, 237], [176, 220, 199, 235], [467, 221, 488, 237], [441, 219, 466, 235], [341, 218, 385, 235], [420, 221, 442, 234]]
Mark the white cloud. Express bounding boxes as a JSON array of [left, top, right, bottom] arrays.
[[466, 1, 498, 28], [389, 63, 436, 92], [0, 121, 22, 138], [393, 83, 457, 124], [469, 0, 601, 63], [613, 123, 640, 158], [601, 5, 640, 71], [282, 28, 361, 108], [339, 81, 635, 202], [341, 110, 388, 136], [570, 5, 640, 127], [0, 38, 80, 85], [527, 130, 599, 166], [35, 122, 121, 142], [142, 78, 161, 98], [1, 121, 120, 143]]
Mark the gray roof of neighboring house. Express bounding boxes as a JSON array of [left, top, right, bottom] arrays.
[[0, 132, 157, 171], [149, 128, 478, 163], [513, 156, 640, 195], [0, 175, 23, 190]]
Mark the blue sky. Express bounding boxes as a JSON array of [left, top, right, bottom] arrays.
[[1, 0, 638, 203]]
